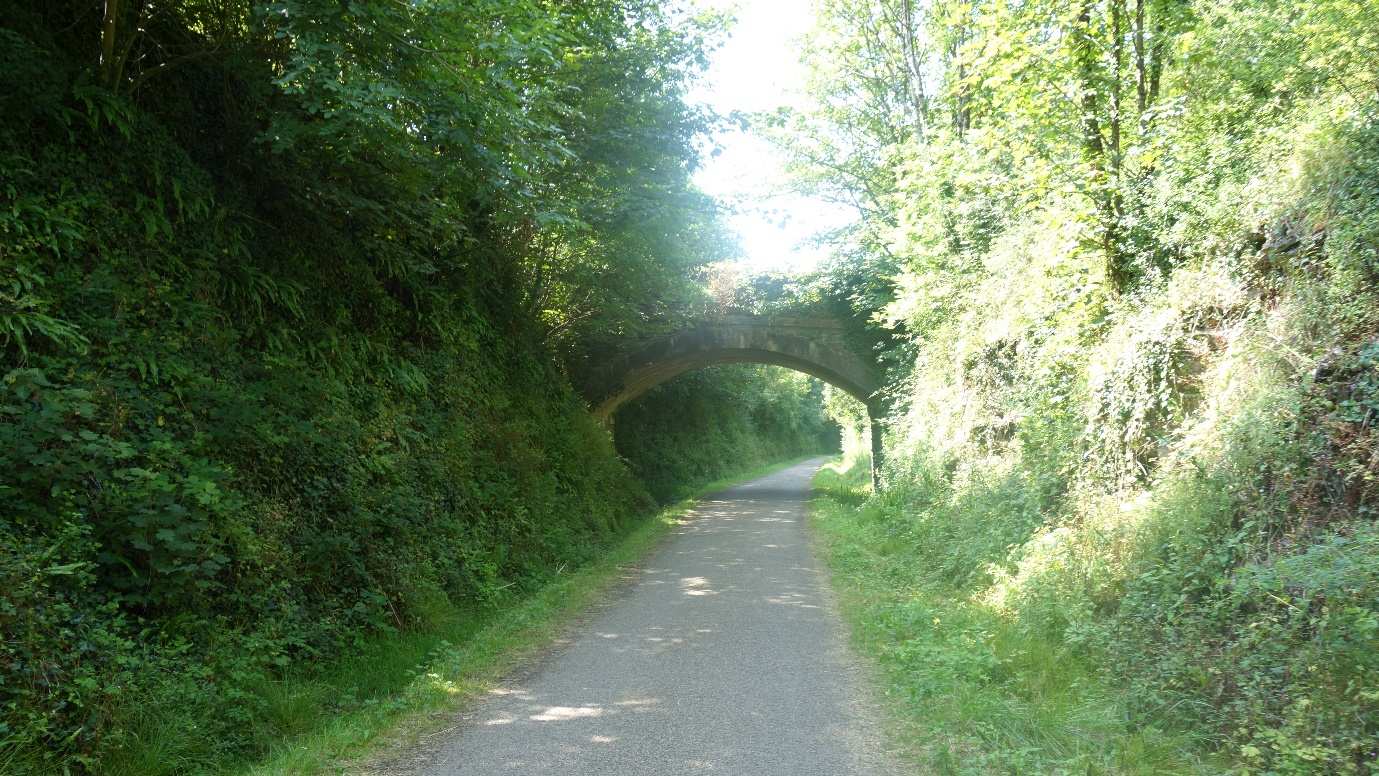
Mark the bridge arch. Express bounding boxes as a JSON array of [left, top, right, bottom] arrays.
[[582, 315, 886, 486]]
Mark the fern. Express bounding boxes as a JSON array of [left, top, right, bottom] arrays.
[[0, 265, 87, 359]]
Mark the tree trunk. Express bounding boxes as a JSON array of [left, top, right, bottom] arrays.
[[101, 0, 121, 87], [899, 0, 930, 138], [1075, 0, 1130, 293], [1149, 2, 1166, 105], [949, 29, 971, 136], [1109, 0, 1128, 290], [1134, 0, 1147, 114], [1075, 2, 1105, 162], [867, 407, 884, 491], [1111, 0, 1123, 167]]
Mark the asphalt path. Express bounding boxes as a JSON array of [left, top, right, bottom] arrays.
[[403, 458, 900, 775]]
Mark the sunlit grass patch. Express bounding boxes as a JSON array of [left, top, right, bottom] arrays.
[[811, 456, 1223, 775]]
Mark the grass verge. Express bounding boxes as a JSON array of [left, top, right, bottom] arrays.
[[102, 454, 819, 776], [809, 456, 1220, 775]]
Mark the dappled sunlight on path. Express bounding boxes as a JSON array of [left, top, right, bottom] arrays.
[[389, 459, 900, 776]]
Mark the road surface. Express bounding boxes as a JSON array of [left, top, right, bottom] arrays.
[[397, 458, 899, 775]]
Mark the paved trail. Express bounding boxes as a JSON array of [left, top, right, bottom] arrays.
[[402, 459, 899, 775]]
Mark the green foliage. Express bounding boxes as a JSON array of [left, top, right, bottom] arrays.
[[789, 0, 1379, 770], [812, 457, 1219, 774], [614, 365, 839, 502], [0, 1, 744, 771]]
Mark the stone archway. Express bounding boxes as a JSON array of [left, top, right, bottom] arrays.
[[581, 315, 886, 487]]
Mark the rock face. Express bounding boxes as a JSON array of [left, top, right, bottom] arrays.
[[583, 315, 882, 422]]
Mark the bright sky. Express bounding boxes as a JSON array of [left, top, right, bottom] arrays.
[[687, 0, 857, 276]]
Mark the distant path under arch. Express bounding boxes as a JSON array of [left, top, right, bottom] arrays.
[[580, 315, 886, 486]]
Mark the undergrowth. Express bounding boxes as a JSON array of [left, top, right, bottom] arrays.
[[0, 6, 833, 773], [800, 0, 1379, 769], [813, 456, 1222, 775]]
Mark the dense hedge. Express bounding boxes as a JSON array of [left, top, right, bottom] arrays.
[[0, 84, 645, 776]]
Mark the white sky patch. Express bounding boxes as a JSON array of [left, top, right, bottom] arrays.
[[688, 0, 857, 275]]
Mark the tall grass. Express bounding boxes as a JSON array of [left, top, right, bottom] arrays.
[[812, 455, 1224, 774]]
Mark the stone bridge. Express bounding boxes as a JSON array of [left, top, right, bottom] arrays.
[[581, 315, 886, 486]]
